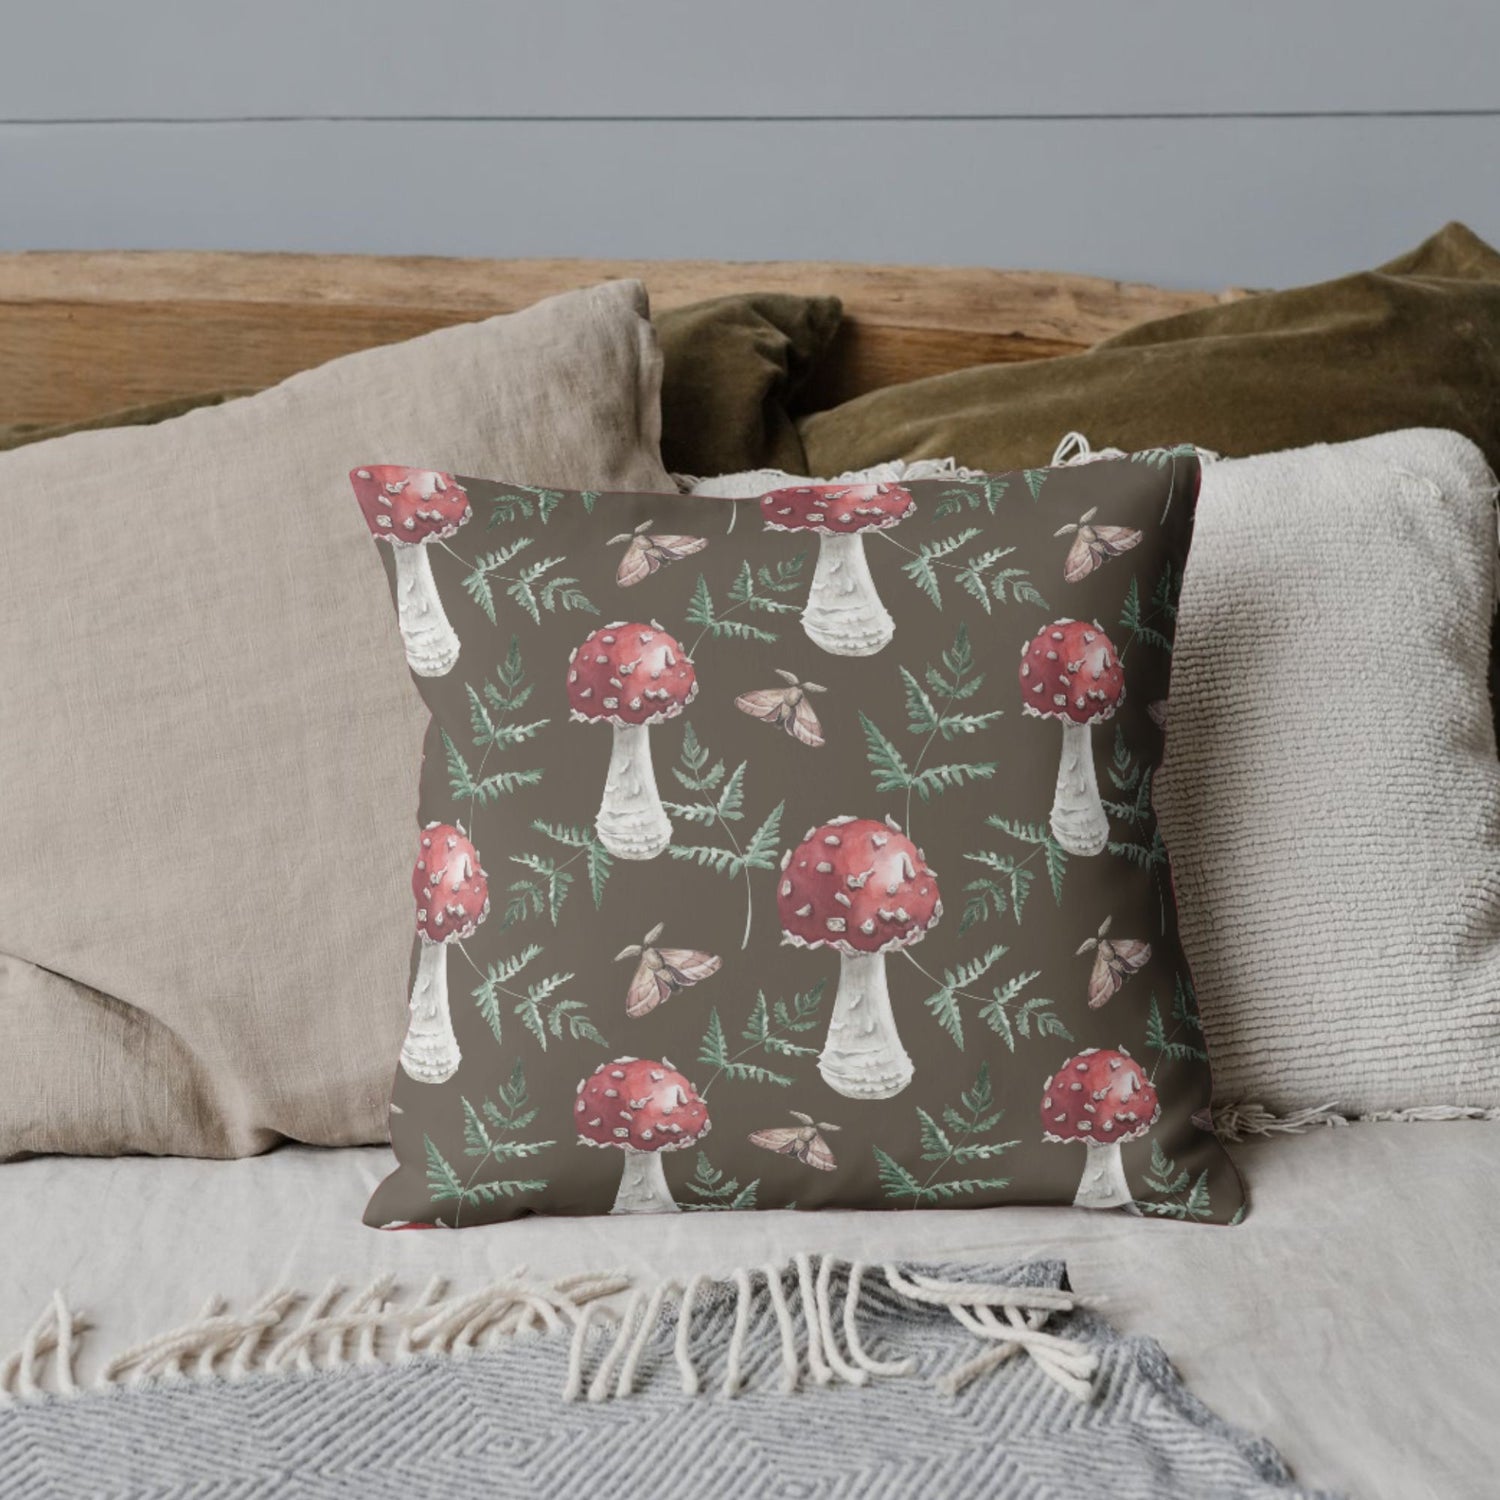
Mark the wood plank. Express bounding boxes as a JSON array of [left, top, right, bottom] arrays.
[[1, 0, 1496, 118], [0, 255, 1224, 426]]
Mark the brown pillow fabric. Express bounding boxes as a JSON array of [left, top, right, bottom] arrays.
[[0, 280, 673, 1160], [654, 293, 841, 479], [799, 223, 1500, 477], [354, 453, 1243, 1229], [0, 292, 842, 478]]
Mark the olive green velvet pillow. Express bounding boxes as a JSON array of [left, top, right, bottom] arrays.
[[798, 223, 1500, 478]]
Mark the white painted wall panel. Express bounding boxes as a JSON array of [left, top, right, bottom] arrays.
[[3, 0, 1497, 120], [1, 117, 1494, 288]]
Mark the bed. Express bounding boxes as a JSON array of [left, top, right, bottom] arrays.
[[1, 250, 1492, 1500]]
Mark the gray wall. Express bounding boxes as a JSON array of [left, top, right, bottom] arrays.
[[4, 1, 1498, 288]]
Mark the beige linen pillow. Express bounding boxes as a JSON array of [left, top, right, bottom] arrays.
[[0, 279, 672, 1159]]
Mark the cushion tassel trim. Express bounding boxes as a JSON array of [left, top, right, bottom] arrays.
[[1212, 1100, 1500, 1140], [0, 1258, 1093, 1407]]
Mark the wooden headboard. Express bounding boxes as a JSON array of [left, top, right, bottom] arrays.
[[0, 252, 1240, 429]]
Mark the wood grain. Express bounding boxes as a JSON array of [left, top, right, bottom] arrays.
[[0, 251, 1238, 427]]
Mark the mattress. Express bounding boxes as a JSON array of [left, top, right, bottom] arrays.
[[5, 1123, 1495, 1500]]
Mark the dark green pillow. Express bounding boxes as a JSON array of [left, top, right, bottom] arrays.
[[799, 223, 1500, 477], [654, 291, 841, 478]]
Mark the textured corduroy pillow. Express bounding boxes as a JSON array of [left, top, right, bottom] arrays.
[[1155, 429, 1500, 1118], [357, 452, 1244, 1228], [0, 280, 673, 1160]]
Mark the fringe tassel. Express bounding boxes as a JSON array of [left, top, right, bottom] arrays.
[[676, 457, 985, 498], [0, 1258, 1092, 1410], [1212, 1100, 1500, 1141], [1050, 432, 1222, 468]]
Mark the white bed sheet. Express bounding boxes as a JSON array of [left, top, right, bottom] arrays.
[[4, 1124, 1494, 1500]]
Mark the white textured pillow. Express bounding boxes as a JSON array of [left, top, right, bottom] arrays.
[[696, 433, 1500, 1120], [1157, 429, 1500, 1116]]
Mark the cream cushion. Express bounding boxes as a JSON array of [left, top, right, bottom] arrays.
[[1158, 429, 1500, 1113]]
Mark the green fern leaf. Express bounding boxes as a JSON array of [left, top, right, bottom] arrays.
[[860, 712, 914, 792], [874, 1147, 926, 1202], [739, 801, 785, 871], [424, 1138, 466, 1205]]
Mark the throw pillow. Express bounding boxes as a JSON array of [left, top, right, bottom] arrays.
[[798, 224, 1500, 477], [655, 293, 841, 479], [1155, 429, 1500, 1116], [0, 279, 672, 1159], [359, 452, 1244, 1226]]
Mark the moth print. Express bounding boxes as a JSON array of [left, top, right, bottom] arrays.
[[749, 1110, 839, 1171], [759, 482, 915, 657], [1148, 699, 1169, 731], [735, 669, 827, 748], [609, 519, 708, 588], [1076, 916, 1151, 1008], [1053, 507, 1143, 584], [616, 921, 722, 1018]]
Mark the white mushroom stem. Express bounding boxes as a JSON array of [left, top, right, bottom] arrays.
[[818, 951, 914, 1101], [802, 533, 895, 657], [610, 1148, 680, 1215], [596, 723, 672, 860], [1072, 1138, 1141, 1213], [1050, 720, 1110, 857], [399, 939, 461, 1085], [392, 543, 460, 678]]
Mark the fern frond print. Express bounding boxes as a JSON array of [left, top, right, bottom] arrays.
[[424, 1062, 555, 1226], [468, 942, 604, 1052], [682, 1150, 760, 1211], [666, 726, 785, 948], [696, 983, 828, 1092], [875, 1064, 1018, 1206], [441, 637, 549, 811]]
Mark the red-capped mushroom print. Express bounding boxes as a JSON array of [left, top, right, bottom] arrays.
[[575, 1056, 710, 1213], [760, 482, 915, 657], [1041, 1046, 1160, 1211], [567, 621, 698, 860], [404, 823, 490, 1084], [1019, 619, 1126, 857], [777, 815, 941, 1100], [350, 466, 470, 677]]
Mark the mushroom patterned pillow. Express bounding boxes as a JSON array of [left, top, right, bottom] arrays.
[[359, 452, 1245, 1227]]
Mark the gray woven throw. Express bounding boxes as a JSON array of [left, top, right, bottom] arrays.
[[0, 1258, 1338, 1499]]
